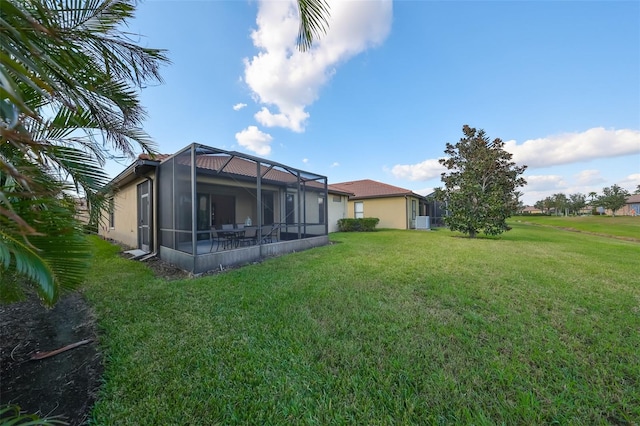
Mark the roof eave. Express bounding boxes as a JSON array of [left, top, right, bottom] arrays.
[[108, 159, 160, 189]]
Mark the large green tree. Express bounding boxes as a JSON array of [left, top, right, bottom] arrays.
[[552, 193, 568, 216], [568, 192, 586, 215], [0, 0, 330, 305], [434, 125, 527, 238], [598, 184, 630, 216]]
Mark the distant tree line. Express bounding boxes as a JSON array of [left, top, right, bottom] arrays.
[[531, 184, 632, 217]]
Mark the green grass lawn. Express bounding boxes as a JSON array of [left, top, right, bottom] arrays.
[[84, 222, 639, 425], [514, 214, 640, 240]]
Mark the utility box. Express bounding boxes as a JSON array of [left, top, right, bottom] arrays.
[[416, 216, 430, 230]]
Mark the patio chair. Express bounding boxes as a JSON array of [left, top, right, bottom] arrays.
[[222, 224, 234, 230], [268, 223, 280, 242], [238, 226, 258, 246], [260, 224, 273, 244], [210, 227, 230, 252]]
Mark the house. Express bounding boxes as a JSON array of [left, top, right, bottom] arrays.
[[326, 187, 352, 233], [606, 194, 640, 216], [328, 179, 427, 229], [521, 205, 543, 215], [625, 194, 640, 216], [99, 143, 329, 274]]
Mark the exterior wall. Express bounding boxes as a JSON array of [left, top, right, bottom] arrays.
[[606, 203, 640, 216], [302, 188, 323, 225], [327, 193, 348, 232], [276, 188, 324, 226], [99, 175, 154, 249], [347, 196, 409, 229], [197, 176, 282, 225]]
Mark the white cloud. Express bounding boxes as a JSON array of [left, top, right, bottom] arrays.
[[233, 103, 247, 111], [520, 175, 570, 204], [414, 187, 435, 196], [330, 162, 340, 168], [234, 126, 273, 156], [573, 169, 606, 186], [619, 173, 640, 191], [254, 106, 309, 133], [243, 0, 392, 132], [391, 159, 445, 181], [390, 127, 639, 184], [524, 175, 567, 192], [302, 158, 309, 164], [504, 127, 640, 168]]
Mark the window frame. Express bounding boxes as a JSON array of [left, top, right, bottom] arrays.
[[354, 201, 364, 219]]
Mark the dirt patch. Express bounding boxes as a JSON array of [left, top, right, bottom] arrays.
[[0, 291, 102, 425], [138, 255, 192, 280]]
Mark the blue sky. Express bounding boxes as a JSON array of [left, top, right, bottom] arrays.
[[111, 0, 640, 205]]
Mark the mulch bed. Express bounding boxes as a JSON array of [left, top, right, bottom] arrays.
[[0, 251, 193, 424], [0, 291, 102, 425]]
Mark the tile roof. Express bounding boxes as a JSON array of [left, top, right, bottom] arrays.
[[627, 194, 640, 203], [138, 153, 171, 162], [328, 179, 424, 200]]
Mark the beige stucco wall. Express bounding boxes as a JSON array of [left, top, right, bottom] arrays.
[[346, 196, 422, 229], [197, 176, 283, 225], [99, 176, 154, 249]]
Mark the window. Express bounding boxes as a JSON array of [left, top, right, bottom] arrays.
[[318, 195, 325, 224], [332, 195, 341, 202], [354, 201, 363, 219], [108, 198, 115, 228]]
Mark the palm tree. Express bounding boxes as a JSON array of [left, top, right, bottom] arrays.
[[1, 0, 330, 304], [1, 0, 168, 304]]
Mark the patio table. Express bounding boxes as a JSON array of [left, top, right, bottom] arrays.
[[217, 228, 245, 249]]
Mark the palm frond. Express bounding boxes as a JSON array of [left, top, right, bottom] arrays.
[[1, 0, 167, 306], [296, 0, 330, 52], [0, 228, 56, 303]]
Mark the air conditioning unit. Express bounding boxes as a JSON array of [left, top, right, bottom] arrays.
[[416, 216, 430, 230]]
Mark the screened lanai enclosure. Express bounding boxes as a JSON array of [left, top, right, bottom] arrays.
[[157, 144, 329, 273]]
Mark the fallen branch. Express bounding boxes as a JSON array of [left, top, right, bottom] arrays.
[[30, 339, 93, 361]]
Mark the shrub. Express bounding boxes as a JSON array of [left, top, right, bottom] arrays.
[[337, 218, 380, 232]]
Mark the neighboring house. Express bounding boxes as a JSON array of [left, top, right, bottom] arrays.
[[605, 194, 640, 216], [327, 187, 352, 233], [328, 179, 427, 229], [626, 194, 640, 216], [521, 206, 543, 215], [100, 143, 329, 274]]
